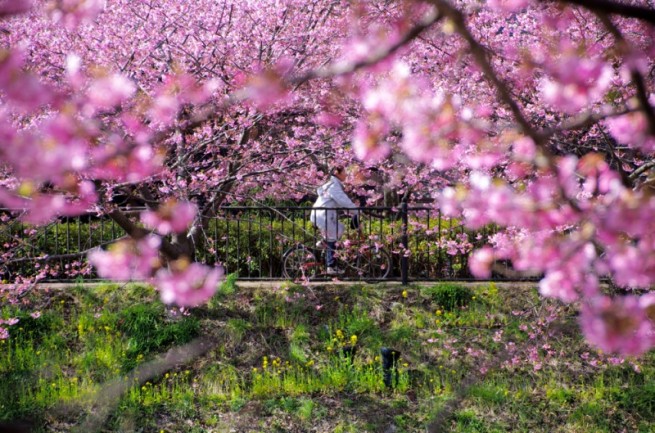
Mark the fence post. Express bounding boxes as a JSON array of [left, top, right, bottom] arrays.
[[401, 201, 409, 286]]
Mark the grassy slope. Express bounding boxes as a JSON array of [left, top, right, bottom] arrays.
[[1, 280, 654, 433]]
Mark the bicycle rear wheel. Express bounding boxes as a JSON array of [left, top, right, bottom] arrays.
[[352, 247, 391, 279], [282, 246, 320, 280]]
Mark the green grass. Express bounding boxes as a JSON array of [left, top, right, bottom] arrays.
[[0, 281, 654, 432]]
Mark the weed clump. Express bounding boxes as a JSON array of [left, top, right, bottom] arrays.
[[423, 283, 473, 311]]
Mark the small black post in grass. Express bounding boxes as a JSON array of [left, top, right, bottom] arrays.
[[401, 201, 409, 286], [341, 344, 357, 365], [381, 347, 401, 389]]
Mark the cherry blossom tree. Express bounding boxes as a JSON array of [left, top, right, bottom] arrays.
[[1, 0, 655, 355]]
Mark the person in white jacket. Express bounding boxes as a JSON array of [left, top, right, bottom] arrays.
[[310, 166, 359, 275]]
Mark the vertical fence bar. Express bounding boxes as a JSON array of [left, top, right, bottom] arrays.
[[236, 213, 241, 277], [269, 209, 274, 279], [401, 202, 409, 286], [88, 218, 94, 272], [437, 211, 442, 279], [292, 209, 296, 247], [247, 209, 252, 278], [460, 224, 466, 278], [54, 221, 61, 272], [302, 208, 308, 246], [65, 217, 70, 258], [426, 209, 431, 280], [414, 210, 420, 279], [258, 210, 262, 278], [448, 218, 453, 279], [225, 211, 230, 275], [378, 210, 384, 276], [213, 215, 218, 268], [390, 209, 395, 278]]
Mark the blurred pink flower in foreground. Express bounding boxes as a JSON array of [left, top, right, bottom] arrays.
[[141, 200, 198, 235], [580, 296, 655, 356], [47, 0, 105, 29], [155, 260, 224, 307], [88, 235, 161, 280], [469, 247, 494, 278], [0, 0, 32, 16]]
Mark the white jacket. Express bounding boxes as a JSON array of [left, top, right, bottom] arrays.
[[310, 176, 358, 241]]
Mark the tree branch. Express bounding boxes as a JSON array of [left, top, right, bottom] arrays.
[[107, 209, 181, 259], [595, 12, 655, 134], [629, 160, 655, 180], [556, 0, 655, 25]]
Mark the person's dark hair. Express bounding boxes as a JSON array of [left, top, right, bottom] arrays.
[[330, 165, 344, 176]]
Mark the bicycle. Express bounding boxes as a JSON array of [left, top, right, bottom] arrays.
[[282, 232, 392, 280]]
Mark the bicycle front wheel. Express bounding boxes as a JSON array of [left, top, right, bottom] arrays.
[[354, 247, 391, 280], [282, 246, 320, 280]]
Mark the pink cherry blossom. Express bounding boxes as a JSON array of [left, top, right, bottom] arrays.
[[141, 200, 197, 235]]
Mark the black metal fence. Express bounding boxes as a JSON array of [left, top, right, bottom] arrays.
[[0, 206, 493, 282]]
